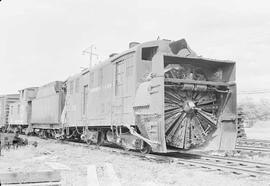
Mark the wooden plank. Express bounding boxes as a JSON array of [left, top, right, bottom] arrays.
[[87, 165, 99, 186], [0, 170, 61, 184]]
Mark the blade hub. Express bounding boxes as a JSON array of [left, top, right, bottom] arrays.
[[183, 100, 196, 113]]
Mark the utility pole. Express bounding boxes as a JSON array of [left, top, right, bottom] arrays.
[[82, 44, 99, 68]]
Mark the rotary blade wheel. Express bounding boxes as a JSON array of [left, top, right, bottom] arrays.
[[165, 87, 220, 149]]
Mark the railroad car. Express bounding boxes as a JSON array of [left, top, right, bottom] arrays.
[[0, 94, 20, 130], [61, 39, 237, 153], [8, 87, 38, 132], [30, 81, 65, 137], [5, 38, 237, 154]]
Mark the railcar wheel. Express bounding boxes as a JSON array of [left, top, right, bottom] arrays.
[[140, 142, 152, 154]]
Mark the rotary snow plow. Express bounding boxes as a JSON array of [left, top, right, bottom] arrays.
[[134, 39, 237, 153], [163, 56, 237, 151]]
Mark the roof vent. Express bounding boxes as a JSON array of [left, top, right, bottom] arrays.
[[129, 42, 140, 49]]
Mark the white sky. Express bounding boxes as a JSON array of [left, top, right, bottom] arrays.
[[1, 0, 270, 97]]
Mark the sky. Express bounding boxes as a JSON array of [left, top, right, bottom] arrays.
[[0, 0, 270, 99]]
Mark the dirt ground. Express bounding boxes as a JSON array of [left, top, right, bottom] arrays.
[[0, 136, 270, 186]]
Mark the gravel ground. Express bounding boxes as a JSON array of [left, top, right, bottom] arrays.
[[1, 136, 270, 186]]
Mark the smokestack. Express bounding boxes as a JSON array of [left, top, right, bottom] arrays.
[[129, 42, 140, 49]]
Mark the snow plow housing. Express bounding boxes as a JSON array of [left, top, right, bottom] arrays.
[[134, 39, 237, 153]]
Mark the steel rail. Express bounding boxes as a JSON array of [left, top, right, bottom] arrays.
[[240, 139, 270, 143], [156, 155, 270, 177], [236, 146, 270, 153], [238, 139, 270, 143], [236, 139, 270, 154]]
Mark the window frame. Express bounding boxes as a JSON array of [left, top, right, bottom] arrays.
[[83, 85, 88, 115], [115, 60, 124, 97]]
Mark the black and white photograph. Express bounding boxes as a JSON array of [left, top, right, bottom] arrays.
[[0, 0, 270, 185]]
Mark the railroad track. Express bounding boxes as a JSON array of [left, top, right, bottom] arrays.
[[236, 138, 270, 154], [19, 135, 270, 178], [153, 152, 270, 178]]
